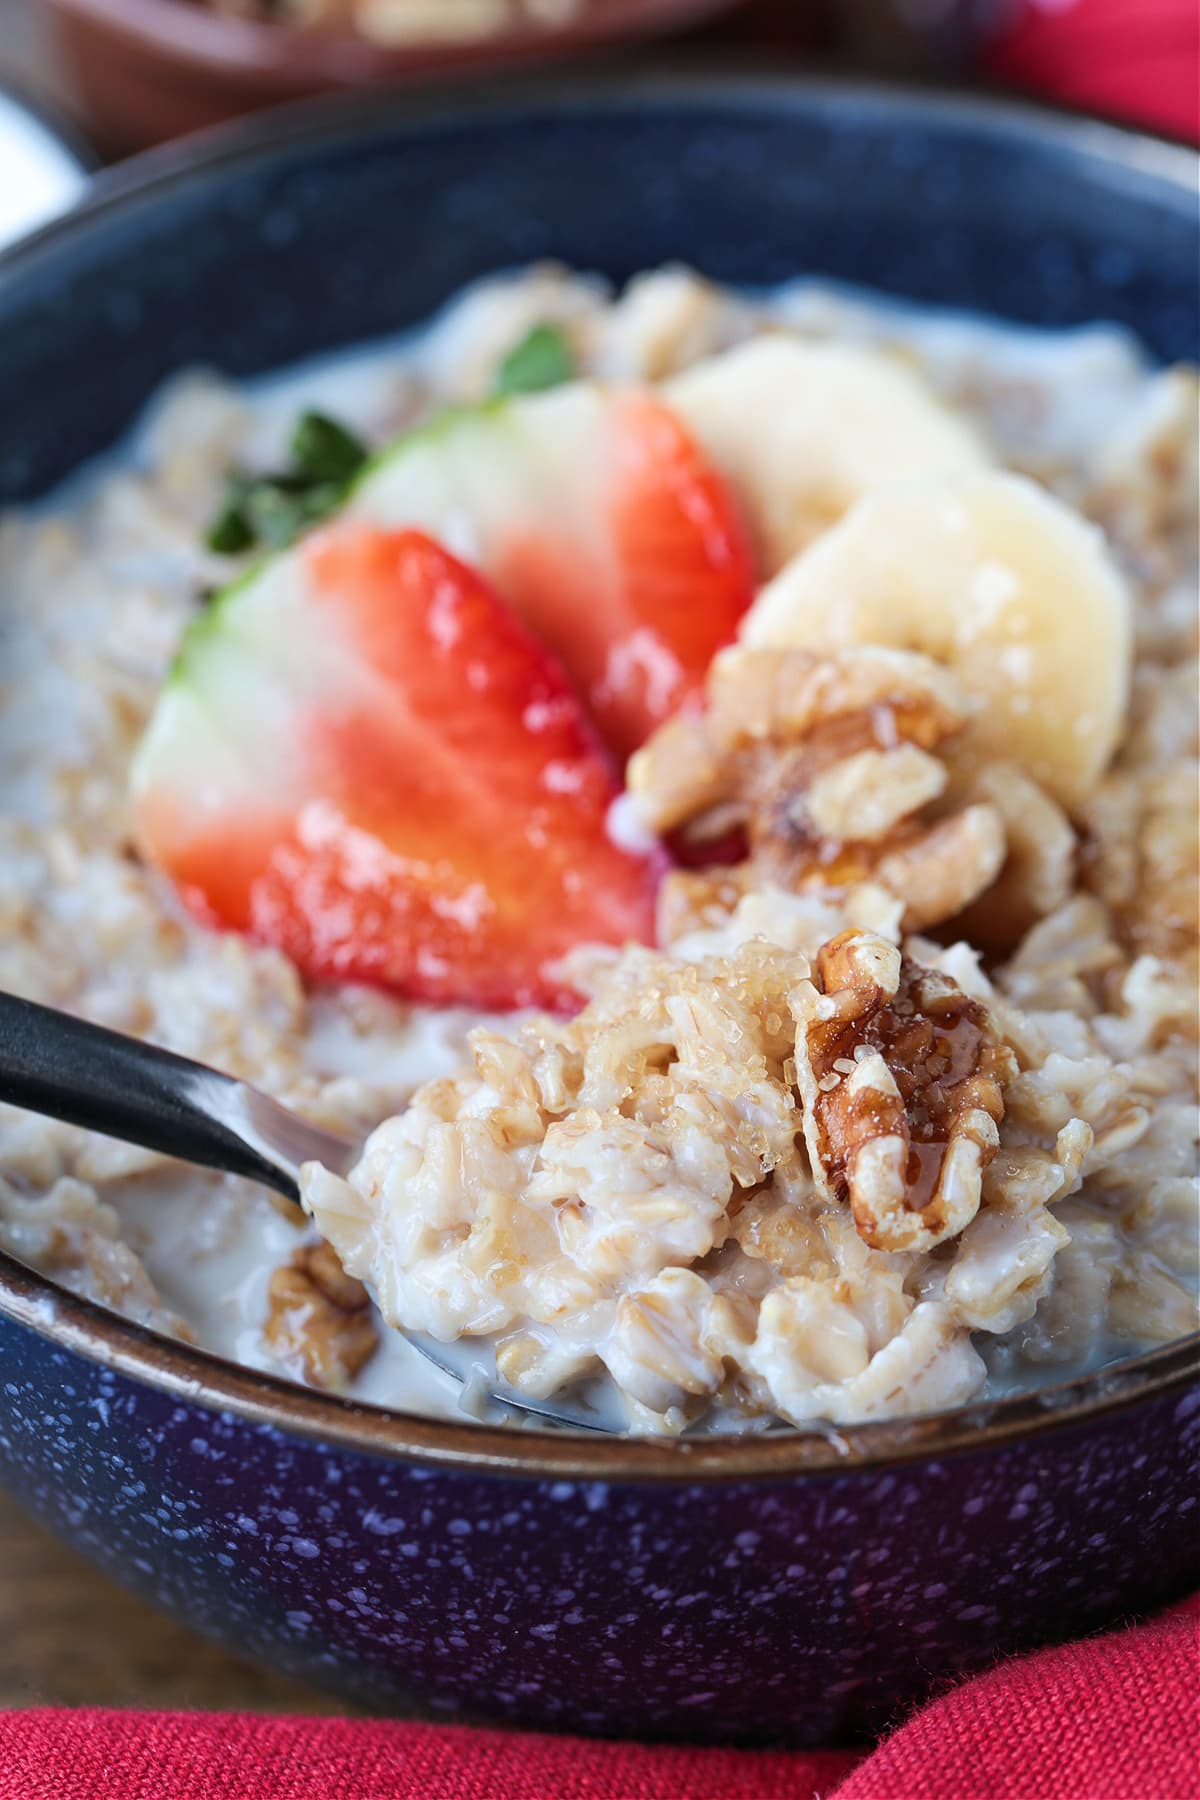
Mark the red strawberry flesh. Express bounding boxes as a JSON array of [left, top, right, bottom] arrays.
[[492, 392, 755, 759], [136, 528, 663, 1011]]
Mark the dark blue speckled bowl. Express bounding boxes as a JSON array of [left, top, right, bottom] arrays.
[[0, 78, 1197, 1743]]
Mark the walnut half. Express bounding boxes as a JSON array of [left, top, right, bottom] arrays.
[[263, 1240, 378, 1391], [629, 645, 1006, 934], [791, 929, 1016, 1253]]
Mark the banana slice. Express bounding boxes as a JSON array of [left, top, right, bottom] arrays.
[[741, 471, 1132, 812], [664, 335, 990, 573]]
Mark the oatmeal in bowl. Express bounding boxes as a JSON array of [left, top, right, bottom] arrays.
[[2, 265, 1196, 1437]]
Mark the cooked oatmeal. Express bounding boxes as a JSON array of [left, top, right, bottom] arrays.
[[1, 266, 1196, 1433]]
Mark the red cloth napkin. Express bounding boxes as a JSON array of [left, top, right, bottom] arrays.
[[2, 1595, 1196, 1800], [986, 0, 1200, 143]]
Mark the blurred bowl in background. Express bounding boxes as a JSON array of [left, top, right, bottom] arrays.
[[37, 0, 742, 154]]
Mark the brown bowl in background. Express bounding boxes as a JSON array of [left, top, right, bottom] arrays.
[[37, 0, 743, 154]]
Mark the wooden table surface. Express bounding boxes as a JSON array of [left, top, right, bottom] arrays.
[[0, 1488, 356, 1713]]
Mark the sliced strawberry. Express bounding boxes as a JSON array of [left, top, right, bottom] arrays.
[[348, 384, 755, 759], [133, 527, 663, 1011]]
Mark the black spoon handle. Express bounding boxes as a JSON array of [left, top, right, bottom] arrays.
[[0, 990, 338, 1202]]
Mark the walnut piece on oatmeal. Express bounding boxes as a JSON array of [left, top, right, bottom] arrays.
[[791, 930, 1016, 1254], [948, 761, 1077, 951], [629, 644, 1008, 935], [263, 1240, 378, 1391]]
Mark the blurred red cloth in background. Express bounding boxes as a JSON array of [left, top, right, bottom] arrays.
[[724, 0, 1199, 144], [987, 0, 1200, 142]]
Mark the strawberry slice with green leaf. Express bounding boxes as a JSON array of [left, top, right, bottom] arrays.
[[133, 527, 663, 1011], [345, 382, 755, 759]]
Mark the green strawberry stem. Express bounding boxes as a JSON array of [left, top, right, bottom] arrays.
[[494, 323, 575, 397], [204, 410, 369, 559]]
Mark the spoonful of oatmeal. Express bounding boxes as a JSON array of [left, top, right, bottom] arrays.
[[0, 989, 614, 1433]]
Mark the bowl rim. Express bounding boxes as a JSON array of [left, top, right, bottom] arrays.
[[4, 1245, 1197, 1481], [2, 70, 1196, 289], [0, 72, 1196, 1483]]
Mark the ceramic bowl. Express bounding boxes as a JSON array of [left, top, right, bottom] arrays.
[[0, 77, 1196, 1742]]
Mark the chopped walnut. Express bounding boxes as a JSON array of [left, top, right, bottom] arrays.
[[264, 1240, 378, 1391], [791, 929, 1016, 1253], [628, 645, 1006, 932], [869, 807, 1007, 935], [949, 761, 1076, 951]]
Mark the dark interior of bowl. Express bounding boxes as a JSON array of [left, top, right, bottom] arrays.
[[0, 76, 1196, 505]]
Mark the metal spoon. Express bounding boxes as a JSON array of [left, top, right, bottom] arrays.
[[0, 990, 612, 1433]]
